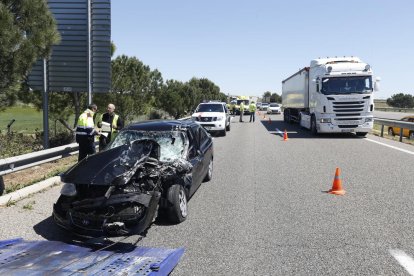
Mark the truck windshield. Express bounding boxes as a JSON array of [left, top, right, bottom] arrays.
[[321, 76, 372, 95], [236, 100, 250, 105]]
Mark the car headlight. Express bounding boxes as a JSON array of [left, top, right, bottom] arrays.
[[320, 118, 331, 123], [214, 116, 224, 121], [60, 182, 77, 196], [365, 117, 373, 122]]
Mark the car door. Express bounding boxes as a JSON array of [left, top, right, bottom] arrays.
[[187, 126, 204, 196]]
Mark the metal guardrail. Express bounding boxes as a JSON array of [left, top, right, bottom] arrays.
[[0, 143, 79, 177], [374, 118, 414, 142]]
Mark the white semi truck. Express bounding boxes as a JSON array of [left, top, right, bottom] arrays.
[[282, 57, 380, 136]]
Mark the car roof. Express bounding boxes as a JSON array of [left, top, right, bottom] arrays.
[[124, 119, 196, 131]]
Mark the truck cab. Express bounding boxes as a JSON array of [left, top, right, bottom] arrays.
[[282, 57, 379, 136]]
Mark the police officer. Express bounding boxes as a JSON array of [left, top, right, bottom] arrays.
[[239, 101, 245, 122], [249, 101, 257, 122], [97, 103, 123, 151], [75, 104, 98, 161]]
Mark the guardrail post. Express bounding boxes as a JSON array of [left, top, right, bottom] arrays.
[[380, 125, 384, 137], [0, 176, 4, 195], [399, 128, 403, 142]]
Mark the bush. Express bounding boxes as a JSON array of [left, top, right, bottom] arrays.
[[0, 131, 43, 158]]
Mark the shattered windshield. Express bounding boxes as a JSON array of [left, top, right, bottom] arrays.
[[109, 130, 187, 162], [321, 76, 373, 95]]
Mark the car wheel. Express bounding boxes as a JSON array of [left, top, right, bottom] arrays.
[[311, 116, 318, 135], [226, 122, 230, 131], [356, 132, 368, 137], [388, 128, 395, 136], [203, 158, 213, 182], [167, 184, 187, 223]]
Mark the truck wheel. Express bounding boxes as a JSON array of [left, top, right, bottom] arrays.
[[388, 128, 395, 136], [409, 131, 414, 140], [356, 132, 368, 137], [167, 184, 188, 224], [283, 110, 289, 123], [311, 116, 318, 135]]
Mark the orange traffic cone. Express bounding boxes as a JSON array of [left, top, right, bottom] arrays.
[[328, 168, 345, 195], [283, 129, 288, 141]]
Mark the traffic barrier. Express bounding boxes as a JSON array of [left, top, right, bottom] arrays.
[[328, 168, 345, 195], [283, 129, 288, 141]]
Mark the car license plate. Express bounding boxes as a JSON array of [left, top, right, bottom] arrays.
[[341, 129, 354, 132]]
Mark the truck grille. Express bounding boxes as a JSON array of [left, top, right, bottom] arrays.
[[333, 101, 365, 117]]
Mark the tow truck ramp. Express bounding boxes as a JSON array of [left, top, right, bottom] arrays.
[[0, 238, 184, 275]]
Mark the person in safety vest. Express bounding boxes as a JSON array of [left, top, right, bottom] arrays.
[[97, 103, 123, 151], [249, 101, 257, 122], [75, 104, 98, 162], [239, 101, 245, 122]]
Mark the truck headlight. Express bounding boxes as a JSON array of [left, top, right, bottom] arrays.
[[365, 117, 373, 122], [60, 183, 77, 196], [320, 118, 331, 123], [214, 116, 224, 121]]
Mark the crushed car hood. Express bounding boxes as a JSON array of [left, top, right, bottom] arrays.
[[62, 139, 160, 186]]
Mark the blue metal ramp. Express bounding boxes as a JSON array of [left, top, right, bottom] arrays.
[[0, 238, 184, 275]]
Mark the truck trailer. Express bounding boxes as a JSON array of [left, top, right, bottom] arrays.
[[282, 57, 380, 136]]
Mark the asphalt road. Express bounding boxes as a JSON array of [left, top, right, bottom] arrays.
[[1, 113, 414, 275]]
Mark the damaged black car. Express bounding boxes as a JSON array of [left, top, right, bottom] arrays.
[[53, 120, 213, 237]]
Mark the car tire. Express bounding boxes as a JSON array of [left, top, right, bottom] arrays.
[[356, 132, 368, 137], [167, 184, 188, 224], [203, 158, 213, 182], [226, 122, 230, 131], [388, 128, 395, 136]]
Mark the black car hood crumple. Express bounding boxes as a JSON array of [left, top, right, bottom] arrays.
[[62, 139, 160, 186]]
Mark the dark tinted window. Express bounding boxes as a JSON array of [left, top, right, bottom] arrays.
[[196, 104, 224, 112]]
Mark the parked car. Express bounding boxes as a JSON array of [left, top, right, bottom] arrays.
[[53, 120, 214, 237], [192, 102, 231, 136], [260, 102, 269, 111], [267, 103, 281, 114], [388, 116, 414, 139]]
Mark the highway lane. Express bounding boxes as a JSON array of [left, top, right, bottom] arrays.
[[1, 113, 414, 275]]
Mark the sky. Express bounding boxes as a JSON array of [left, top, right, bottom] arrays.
[[111, 0, 414, 99]]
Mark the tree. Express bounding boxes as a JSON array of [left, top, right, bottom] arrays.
[[262, 91, 272, 102], [270, 93, 282, 103], [387, 93, 414, 108], [0, 0, 60, 110]]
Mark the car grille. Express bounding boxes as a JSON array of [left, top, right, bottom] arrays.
[[195, 117, 213, 122]]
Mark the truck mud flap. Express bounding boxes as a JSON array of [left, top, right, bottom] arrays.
[[0, 238, 184, 275]]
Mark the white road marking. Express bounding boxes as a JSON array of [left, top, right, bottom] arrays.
[[390, 249, 414, 275], [366, 139, 414, 155]]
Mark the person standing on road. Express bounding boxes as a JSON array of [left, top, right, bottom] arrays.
[[249, 101, 257, 122], [97, 103, 123, 151], [75, 104, 98, 162], [239, 102, 245, 122]]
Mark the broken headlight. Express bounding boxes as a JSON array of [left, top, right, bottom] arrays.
[[60, 183, 77, 197]]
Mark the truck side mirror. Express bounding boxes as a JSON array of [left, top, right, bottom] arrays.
[[374, 77, 381, 91]]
